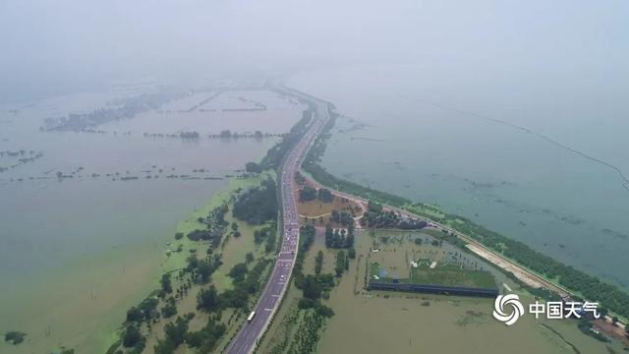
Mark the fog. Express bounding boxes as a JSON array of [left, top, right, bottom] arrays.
[[1, 0, 628, 102]]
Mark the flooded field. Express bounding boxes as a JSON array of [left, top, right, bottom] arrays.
[[261, 229, 624, 354], [102, 89, 304, 135], [0, 86, 303, 352], [369, 231, 498, 290]]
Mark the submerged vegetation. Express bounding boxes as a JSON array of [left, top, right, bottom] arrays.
[[42, 90, 186, 131], [106, 172, 279, 354], [4, 331, 27, 345]]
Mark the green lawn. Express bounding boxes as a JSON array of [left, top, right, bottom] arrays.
[[370, 262, 497, 289]]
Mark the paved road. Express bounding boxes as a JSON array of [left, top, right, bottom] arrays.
[[225, 88, 329, 354]]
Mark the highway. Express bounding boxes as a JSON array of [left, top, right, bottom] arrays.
[[225, 89, 329, 354]]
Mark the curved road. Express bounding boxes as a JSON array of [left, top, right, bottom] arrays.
[[225, 89, 329, 354]]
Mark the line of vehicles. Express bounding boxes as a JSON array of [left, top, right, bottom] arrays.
[[226, 92, 329, 354]]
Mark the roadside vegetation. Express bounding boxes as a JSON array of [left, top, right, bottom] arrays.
[[105, 174, 278, 354], [105, 102, 319, 354], [260, 223, 349, 354]]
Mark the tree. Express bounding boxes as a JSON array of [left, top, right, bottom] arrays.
[[246, 252, 254, 263], [233, 179, 278, 224], [315, 303, 335, 317], [123, 325, 144, 348], [245, 162, 262, 173], [164, 317, 189, 346], [317, 188, 333, 203], [161, 300, 177, 318], [229, 263, 248, 282], [197, 259, 214, 283], [126, 307, 143, 322], [154, 339, 176, 354], [331, 210, 340, 223], [315, 251, 324, 275], [186, 254, 199, 271], [335, 250, 346, 277], [325, 224, 334, 248], [348, 248, 356, 259], [299, 186, 317, 202], [197, 286, 219, 312], [4, 331, 26, 345], [302, 275, 322, 300], [368, 200, 383, 213], [161, 273, 173, 294]]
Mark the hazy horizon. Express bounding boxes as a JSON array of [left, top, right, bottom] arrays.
[[1, 0, 627, 103]]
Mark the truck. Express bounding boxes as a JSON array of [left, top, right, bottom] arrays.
[[247, 311, 256, 323]]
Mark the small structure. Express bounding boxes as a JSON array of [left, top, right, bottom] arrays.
[[368, 282, 499, 298]]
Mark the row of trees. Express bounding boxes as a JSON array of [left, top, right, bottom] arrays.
[[245, 161, 263, 173], [361, 201, 427, 230], [294, 225, 336, 319], [299, 186, 317, 202], [324, 224, 355, 249], [153, 313, 226, 354], [254, 223, 278, 253], [260, 110, 313, 170], [330, 210, 353, 227], [196, 259, 271, 313], [298, 185, 335, 203]]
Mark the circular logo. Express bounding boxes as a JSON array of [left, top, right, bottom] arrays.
[[493, 294, 524, 326]]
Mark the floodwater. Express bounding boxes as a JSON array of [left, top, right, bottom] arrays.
[[0, 87, 302, 352], [289, 65, 629, 290], [317, 230, 623, 354]]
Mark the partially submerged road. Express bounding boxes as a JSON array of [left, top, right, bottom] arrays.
[[225, 89, 329, 354]]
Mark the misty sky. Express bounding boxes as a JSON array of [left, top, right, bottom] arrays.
[[1, 0, 627, 102]]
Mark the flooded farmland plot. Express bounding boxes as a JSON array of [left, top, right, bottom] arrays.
[[318, 230, 624, 354], [260, 228, 625, 354]]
